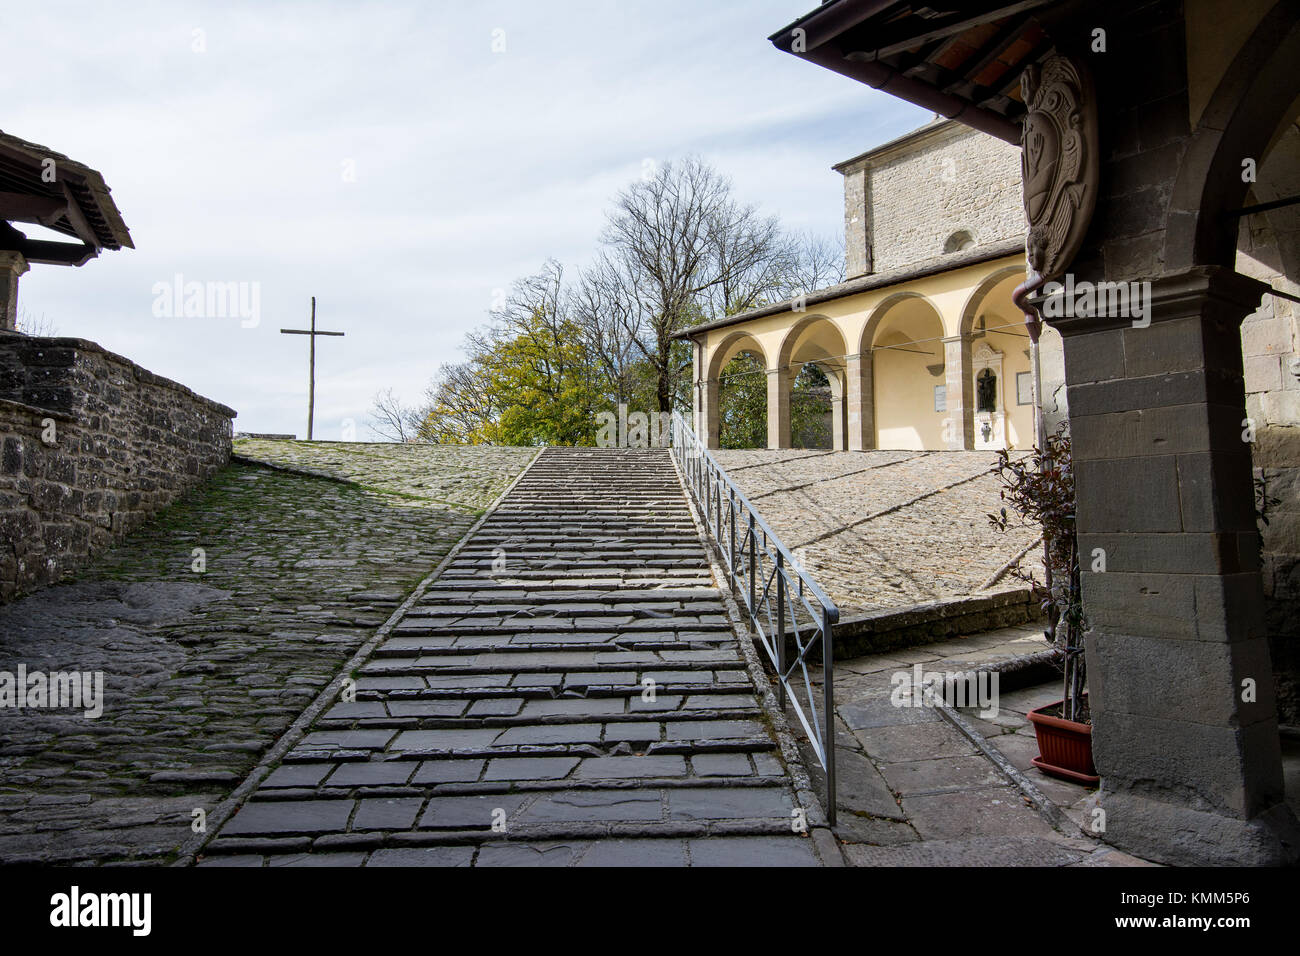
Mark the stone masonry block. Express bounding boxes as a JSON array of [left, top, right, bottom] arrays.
[[1081, 569, 1264, 643], [1086, 631, 1277, 728], [1091, 712, 1284, 817], [1075, 456, 1181, 532], [1245, 354, 1283, 393]]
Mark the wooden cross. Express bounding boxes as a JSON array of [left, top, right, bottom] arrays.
[[280, 296, 344, 441]]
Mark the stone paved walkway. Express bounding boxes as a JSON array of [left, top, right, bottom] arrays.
[[712, 450, 1041, 615], [200, 448, 824, 867], [0, 448, 532, 865], [793, 624, 1153, 866], [233, 439, 536, 511]]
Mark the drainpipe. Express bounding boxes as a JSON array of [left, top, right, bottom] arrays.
[[1013, 270, 1057, 646]]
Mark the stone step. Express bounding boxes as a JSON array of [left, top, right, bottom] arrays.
[[255, 759, 787, 794], [206, 444, 818, 866]]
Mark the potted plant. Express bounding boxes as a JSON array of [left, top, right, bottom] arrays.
[[989, 422, 1096, 784]]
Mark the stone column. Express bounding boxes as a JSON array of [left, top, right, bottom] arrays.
[[828, 370, 846, 450], [766, 367, 790, 450], [1052, 265, 1299, 865], [845, 353, 875, 451], [942, 335, 972, 449], [1, 252, 29, 332], [700, 376, 720, 449]]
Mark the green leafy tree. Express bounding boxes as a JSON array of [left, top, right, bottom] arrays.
[[718, 351, 766, 448]]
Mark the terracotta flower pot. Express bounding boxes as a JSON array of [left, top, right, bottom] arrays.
[[1027, 698, 1098, 785]]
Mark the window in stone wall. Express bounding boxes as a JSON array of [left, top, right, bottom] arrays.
[[944, 230, 976, 254]]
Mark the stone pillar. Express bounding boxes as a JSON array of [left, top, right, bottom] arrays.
[[845, 353, 875, 451], [700, 376, 720, 449], [1052, 266, 1299, 865], [766, 367, 790, 450], [828, 371, 846, 450], [942, 335, 972, 449], [1, 252, 29, 332]]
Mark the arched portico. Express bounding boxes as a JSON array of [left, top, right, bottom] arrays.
[[699, 330, 769, 449], [775, 315, 848, 449], [864, 295, 947, 449]]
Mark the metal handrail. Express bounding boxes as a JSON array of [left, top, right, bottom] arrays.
[[668, 411, 838, 826]]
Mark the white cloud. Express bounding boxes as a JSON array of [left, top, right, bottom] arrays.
[[3, 0, 931, 436]]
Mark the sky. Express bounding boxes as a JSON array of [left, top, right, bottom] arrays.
[[2, 1, 930, 438]]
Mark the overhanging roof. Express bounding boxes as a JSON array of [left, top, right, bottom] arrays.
[[0, 130, 133, 266], [769, 1, 1061, 145], [672, 238, 1023, 342]]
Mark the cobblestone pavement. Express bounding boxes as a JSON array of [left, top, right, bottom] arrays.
[[234, 440, 536, 511], [712, 450, 1041, 615], [796, 624, 1153, 866], [0, 447, 534, 865], [201, 448, 825, 867]]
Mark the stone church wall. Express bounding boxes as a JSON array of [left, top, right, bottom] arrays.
[[1237, 123, 1300, 726], [0, 332, 235, 601], [841, 121, 1024, 278]]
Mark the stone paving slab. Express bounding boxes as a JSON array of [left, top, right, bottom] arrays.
[[0, 447, 534, 865], [712, 450, 1041, 614], [781, 623, 1155, 866], [202, 448, 825, 867]]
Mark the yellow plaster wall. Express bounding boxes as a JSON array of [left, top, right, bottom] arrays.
[[698, 254, 1032, 450], [702, 255, 1023, 368], [874, 326, 946, 449]]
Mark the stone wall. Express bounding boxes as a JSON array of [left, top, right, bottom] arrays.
[[839, 121, 1023, 278], [1046, 0, 1298, 864], [0, 332, 235, 600], [1237, 123, 1300, 727]]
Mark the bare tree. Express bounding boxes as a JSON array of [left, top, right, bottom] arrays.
[[572, 252, 644, 407], [367, 388, 422, 442], [776, 231, 846, 301], [700, 199, 787, 319], [14, 308, 58, 337], [601, 155, 787, 412]]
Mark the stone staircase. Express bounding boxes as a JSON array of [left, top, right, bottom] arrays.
[[204, 447, 821, 866]]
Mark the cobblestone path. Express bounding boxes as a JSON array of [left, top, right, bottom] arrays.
[[204, 448, 823, 866], [712, 450, 1041, 615], [0, 449, 531, 865]]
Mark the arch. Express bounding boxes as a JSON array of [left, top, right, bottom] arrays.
[[775, 315, 849, 450], [716, 349, 768, 449], [1164, 3, 1300, 271], [859, 291, 932, 357], [776, 313, 848, 371], [958, 265, 1026, 339], [866, 294, 948, 450], [707, 329, 769, 382]]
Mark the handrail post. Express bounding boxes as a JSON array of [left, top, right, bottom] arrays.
[[747, 512, 756, 614], [822, 605, 836, 828], [714, 472, 722, 539], [776, 551, 786, 712], [728, 491, 736, 571]]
